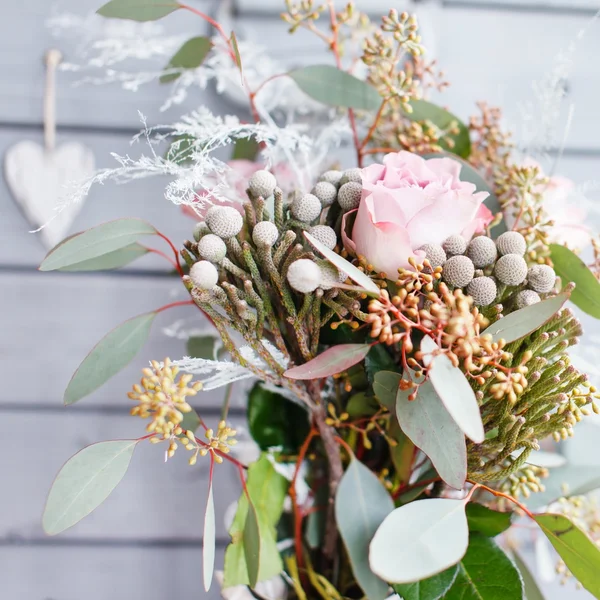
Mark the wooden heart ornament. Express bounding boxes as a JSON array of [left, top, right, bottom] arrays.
[[5, 140, 95, 249]]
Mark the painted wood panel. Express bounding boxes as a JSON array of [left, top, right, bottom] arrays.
[[0, 411, 245, 541]]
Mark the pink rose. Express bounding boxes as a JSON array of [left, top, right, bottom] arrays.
[[345, 151, 492, 275]]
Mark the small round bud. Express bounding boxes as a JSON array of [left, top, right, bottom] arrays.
[[311, 181, 338, 207], [494, 254, 528, 286], [442, 234, 467, 256], [318, 261, 344, 289], [466, 236, 497, 267], [252, 221, 279, 247], [339, 168, 362, 185], [417, 243, 446, 268], [442, 255, 475, 287], [193, 221, 210, 242], [197, 233, 227, 263], [467, 276, 497, 306], [516, 289, 541, 309], [287, 259, 321, 293], [337, 182, 362, 211], [496, 231, 526, 256], [291, 193, 322, 223], [248, 170, 276, 198], [318, 169, 343, 188], [206, 206, 243, 239], [309, 225, 337, 250], [189, 260, 219, 290], [527, 264, 556, 293]]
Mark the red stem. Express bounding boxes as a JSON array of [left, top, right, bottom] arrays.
[[467, 480, 536, 519], [155, 300, 194, 314], [179, 4, 236, 62], [142, 245, 179, 269], [156, 230, 184, 278]]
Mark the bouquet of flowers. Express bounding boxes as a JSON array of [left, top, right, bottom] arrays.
[[41, 1, 600, 599]]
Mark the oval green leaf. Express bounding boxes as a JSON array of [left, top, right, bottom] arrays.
[[511, 550, 545, 600], [59, 243, 149, 271], [203, 479, 216, 592], [408, 100, 471, 159], [396, 381, 467, 490], [284, 343, 371, 380], [336, 457, 394, 600], [160, 36, 212, 83], [465, 503, 512, 537], [243, 503, 261, 588], [550, 243, 600, 319], [97, 0, 181, 21], [393, 565, 459, 600], [369, 498, 469, 583], [40, 218, 157, 271], [304, 231, 380, 295], [64, 312, 156, 405], [289, 65, 381, 111], [535, 512, 600, 597], [484, 292, 569, 343], [43, 440, 138, 535], [421, 337, 484, 443], [445, 534, 524, 599]]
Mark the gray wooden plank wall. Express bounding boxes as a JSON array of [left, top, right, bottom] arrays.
[[2, 0, 600, 599]]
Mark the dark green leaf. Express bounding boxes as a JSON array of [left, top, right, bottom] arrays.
[[232, 137, 260, 161], [64, 312, 156, 405], [373, 370, 402, 411], [243, 503, 261, 588], [365, 344, 397, 384], [335, 458, 394, 600], [40, 218, 156, 271], [535, 513, 600, 597], [247, 383, 310, 453], [445, 534, 524, 599], [388, 418, 415, 485], [511, 550, 545, 600], [393, 565, 459, 600], [97, 0, 181, 21], [408, 100, 471, 159], [466, 503, 512, 537], [550, 243, 600, 319], [160, 36, 212, 83], [186, 335, 221, 360], [397, 467, 439, 505], [59, 243, 149, 271], [43, 440, 138, 535], [289, 65, 382, 111], [347, 391, 380, 418]]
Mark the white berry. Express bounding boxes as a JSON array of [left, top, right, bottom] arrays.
[[287, 259, 322, 293], [442, 255, 475, 287], [443, 235, 468, 256], [337, 182, 362, 211], [418, 243, 446, 268], [340, 168, 362, 185], [467, 276, 497, 306], [291, 193, 322, 223], [516, 289, 541, 309], [193, 222, 210, 242], [496, 231, 526, 257], [197, 234, 227, 263], [309, 225, 337, 250], [494, 254, 528, 286], [252, 221, 279, 247], [466, 236, 497, 268], [527, 264, 556, 293], [189, 260, 219, 290], [206, 206, 243, 239], [318, 170, 343, 187], [248, 170, 277, 198], [312, 181, 338, 207]]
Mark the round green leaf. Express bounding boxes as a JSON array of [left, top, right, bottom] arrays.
[[336, 458, 394, 600], [289, 65, 382, 111], [550, 243, 600, 319], [445, 534, 524, 599], [393, 565, 459, 600], [535, 513, 600, 597], [40, 218, 157, 271], [284, 343, 371, 380], [97, 0, 181, 21], [64, 312, 156, 405], [160, 36, 212, 84], [43, 440, 138, 535], [369, 498, 469, 583], [465, 503, 512, 537], [483, 292, 569, 343], [58, 243, 149, 271], [408, 100, 471, 158], [396, 381, 467, 490]]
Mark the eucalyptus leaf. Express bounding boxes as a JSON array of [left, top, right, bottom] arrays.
[[365, 344, 398, 384], [396, 381, 467, 490], [373, 370, 402, 410], [445, 534, 524, 599], [304, 231, 381, 295], [43, 440, 138, 535], [484, 292, 569, 343], [64, 312, 156, 405], [393, 565, 459, 600], [179, 407, 201, 434], [346, 391, 380, 418], [232, 137, 260, 161], [289, 65, 381, 111], [243, 503, 261, 588], [550, 243, 600, 319], [97, 0, 181, 21], [388, 418, 415, 486], [511, 550, 545, 600], [160, 36, 212, 84], [421, 337, 484, 443], [58, 243, 149, 271], [231, 31, 243, 72], [186, 335, 222, 360], [203, 479, 216, 592], [284, 343, 371, 380], [407, 100, 471, 158], [465, 503, 512, 537], [336, 458, 394, 600], [40, 218, 157, 271], [535, 513, 600, 597], [369, 498, 469, 583]]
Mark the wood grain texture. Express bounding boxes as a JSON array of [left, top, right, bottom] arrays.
[[0, 411, 245, 541]]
